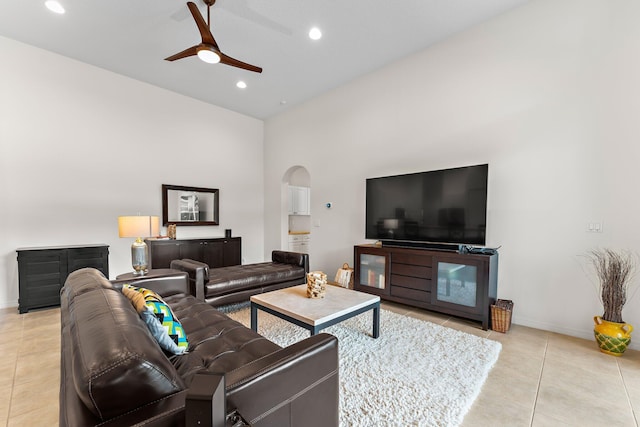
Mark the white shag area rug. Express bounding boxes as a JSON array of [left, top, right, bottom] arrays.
[[227, 307, 501, 427]]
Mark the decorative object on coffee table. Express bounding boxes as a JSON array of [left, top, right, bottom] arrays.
[[585, 248, 637, 356], [307, 271, 327, 298]]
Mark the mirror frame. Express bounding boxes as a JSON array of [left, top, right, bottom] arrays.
[[162, 184, 219, 226]]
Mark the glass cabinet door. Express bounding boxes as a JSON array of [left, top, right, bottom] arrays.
[[436, 262, 477, 307], [431, 254, 488, 316], [355, 247, 390, 296], [359, 253, 387, 289]]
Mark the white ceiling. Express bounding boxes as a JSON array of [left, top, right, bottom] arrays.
[[0, 0, 529, 119]]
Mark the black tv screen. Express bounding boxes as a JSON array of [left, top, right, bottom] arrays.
[[365, 164, 488, 246]]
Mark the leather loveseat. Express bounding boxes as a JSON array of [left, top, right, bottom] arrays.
[[170, 250, 309, 307], [59, 268, 339, 427]]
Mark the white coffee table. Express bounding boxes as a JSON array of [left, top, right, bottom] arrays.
[[250, 284, 381, 338]]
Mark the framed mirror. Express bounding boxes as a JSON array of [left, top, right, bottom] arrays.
[[162, 184, 219, 226]]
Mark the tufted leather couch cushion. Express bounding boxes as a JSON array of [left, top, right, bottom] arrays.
[[164, 293, 281, 385], [205, 262, 305, 296]]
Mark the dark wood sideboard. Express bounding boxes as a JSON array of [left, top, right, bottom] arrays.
[[146, 237, 241, 269], [16, 244, 109, 313], [354, 244, 498, 329]]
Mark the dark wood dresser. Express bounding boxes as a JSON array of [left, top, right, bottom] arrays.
[[16, 244, 109, 313]]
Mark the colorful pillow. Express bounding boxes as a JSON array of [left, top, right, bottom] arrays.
[[139, 309, 186, 355], [122, 284, 189, 355], [122, 285, 147, 313]]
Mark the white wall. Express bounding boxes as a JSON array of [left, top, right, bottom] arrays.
[[264, 0, 640, 347], [0, 36, 264, 308]]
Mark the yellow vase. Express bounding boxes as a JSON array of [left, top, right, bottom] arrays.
[[593, 316, 633, 356]]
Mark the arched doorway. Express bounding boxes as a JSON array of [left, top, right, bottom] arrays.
[[281, 166, 311, 252]]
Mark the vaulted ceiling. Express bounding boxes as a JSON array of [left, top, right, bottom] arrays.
[[0, 0, 529, 119]]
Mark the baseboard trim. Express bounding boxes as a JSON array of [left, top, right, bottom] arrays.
[[512, 315, 640, 351], [0, 300, 18, 310]]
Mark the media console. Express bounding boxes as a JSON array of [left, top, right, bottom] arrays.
[[354, 244, 498, 330]]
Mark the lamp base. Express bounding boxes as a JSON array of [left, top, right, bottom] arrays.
[[132, 268, 148, 276], [131, 238, 149, 276]]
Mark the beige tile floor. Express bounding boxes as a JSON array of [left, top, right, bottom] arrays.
[[1, 303, 638, 426]]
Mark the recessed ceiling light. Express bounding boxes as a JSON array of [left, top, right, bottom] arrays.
[[236, 81, 247, 89], [45, 0, 65, 14], [309, 27, 322, 41]]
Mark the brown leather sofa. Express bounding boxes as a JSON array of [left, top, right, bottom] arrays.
[[170, 250, 309, 307], [59, 268, 339, 427]]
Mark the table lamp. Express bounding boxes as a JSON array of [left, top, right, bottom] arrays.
[[118, 215, 160, 276]]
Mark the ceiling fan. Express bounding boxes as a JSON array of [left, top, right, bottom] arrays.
[[165, 0, 262, 73]]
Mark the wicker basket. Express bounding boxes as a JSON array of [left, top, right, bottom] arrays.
[[491, 299, 514, 333]]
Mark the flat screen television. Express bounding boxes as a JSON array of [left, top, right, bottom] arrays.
[[365, 164, 488, 247]]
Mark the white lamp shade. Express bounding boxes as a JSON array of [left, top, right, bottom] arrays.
[[118, 216, 160, 238]]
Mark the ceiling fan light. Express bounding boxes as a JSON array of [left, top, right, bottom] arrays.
[[236, 81, 247, 89], [197, 48, 220, 64], [45, 0, 65, 14]]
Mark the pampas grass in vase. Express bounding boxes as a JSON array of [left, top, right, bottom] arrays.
[[586, 248, 638, 356], [587, 248, 637, 323]]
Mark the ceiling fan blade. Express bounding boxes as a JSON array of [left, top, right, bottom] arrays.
[[187, 1, 218, 48], [165, 45, 198, 61], [219, 52, 262, 73]]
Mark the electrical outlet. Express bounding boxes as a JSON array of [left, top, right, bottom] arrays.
[[587, 222, 603, 233]]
